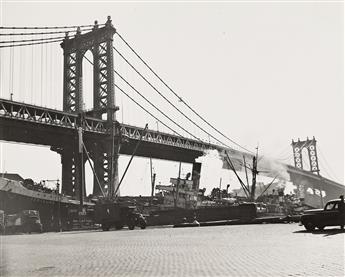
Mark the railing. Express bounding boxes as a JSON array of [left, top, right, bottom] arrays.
[[0, 99, 343, 188], [120, 124, 214, 152], [0, 98, 107, 133], [0, 98, 213, 151]]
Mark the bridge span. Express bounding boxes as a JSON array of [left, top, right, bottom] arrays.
[[1, 97, 343, 207]]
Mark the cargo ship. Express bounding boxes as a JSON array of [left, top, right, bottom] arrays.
[[145, 176, 257, 226]]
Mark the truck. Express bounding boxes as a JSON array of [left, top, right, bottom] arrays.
[[5, 210, 43, 234], [300, 198, 345, 231], [94, 201, 146, 231]]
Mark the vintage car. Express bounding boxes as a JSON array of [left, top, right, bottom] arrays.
[[300, 198, 344, 231], [5, 210, 42, 234]]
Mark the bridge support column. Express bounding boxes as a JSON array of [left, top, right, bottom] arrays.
[[107, 143, 120, 196], [60, 145, 86, 200], [91, 139, 120, 197], [61, 147, 75, 196], [92, 144, 106, 196]]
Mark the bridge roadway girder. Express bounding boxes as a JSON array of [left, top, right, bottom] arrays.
[[119, 139, 203, 163], [1, 99, 343, 199], [0, 113, 203, 198], [288, 165, 344, 208], [0, 116, 203, 163]]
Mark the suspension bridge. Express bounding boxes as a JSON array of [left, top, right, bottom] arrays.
[[0, 16, 343, 208]]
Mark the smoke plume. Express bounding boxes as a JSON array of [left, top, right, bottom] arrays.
[[258, 156, 290, 181]]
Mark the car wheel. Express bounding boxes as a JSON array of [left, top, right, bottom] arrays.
[[127, 218, 135, 230], [317, 225, 325, 231], [115, 224, 123, 230], [101, 224, 110, 231], [304, 222, 315, 231], [140, 223, 146, 229], [128, 224, 135, 230]]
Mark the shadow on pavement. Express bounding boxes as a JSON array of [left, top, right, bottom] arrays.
[[294, 228, 345, 237]]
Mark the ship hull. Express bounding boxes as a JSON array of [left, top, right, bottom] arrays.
[[0, 178, 93, 232], [147, 204, 257, 226]]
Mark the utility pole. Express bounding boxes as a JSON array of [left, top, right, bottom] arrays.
[[150, 157, 153, 196], [108, 106, 117, 198], [219, 178, 222, 199], [77, 127, 84, 207], [57, 182, 62, 232], [150, 157, 156, 203], [175, 162, 182, 208]]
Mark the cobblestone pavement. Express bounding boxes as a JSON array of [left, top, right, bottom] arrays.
[[1, 223, 344, 277]]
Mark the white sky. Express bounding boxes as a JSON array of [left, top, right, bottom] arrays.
[[0, 1, 343, 196]]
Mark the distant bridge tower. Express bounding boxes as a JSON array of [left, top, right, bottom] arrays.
[[291, 137, 320, 174], [59, 16, 120, 199], [291, 137, 324, 207]]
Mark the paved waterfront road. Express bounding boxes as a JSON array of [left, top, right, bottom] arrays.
[[1, 224, 344, 277]]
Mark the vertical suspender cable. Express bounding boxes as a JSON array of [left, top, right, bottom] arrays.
[[50, 38, 54, 108], [10, 43, 14, 99], [0, 47, 2, 98], [40, 34, 43, 105], [22, 46, 26, 101], [19, 47, 22, 100], [8, 47, 10, 96], [30, 40, 34, 103], [45, 38, 48, 106]]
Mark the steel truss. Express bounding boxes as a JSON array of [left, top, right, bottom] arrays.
[[0, 98, 216, 152]]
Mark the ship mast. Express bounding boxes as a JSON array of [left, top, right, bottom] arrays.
[[250, 147, 259, 202]]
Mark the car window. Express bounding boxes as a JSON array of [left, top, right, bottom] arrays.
[[325, 203, 335, 210]]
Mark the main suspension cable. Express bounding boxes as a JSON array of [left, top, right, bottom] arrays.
[[0, 24, 103, 30], [116, 32, 254, 154], [114, 46, 229, 149], [84, 55, 203, 142], [0, 35, 71, 44], [0, 38, 63, 48], [318, 145, 341, 183], [0, 28, 93, 36], [115, 69, 204, 142], [114, 83, 184, 138]]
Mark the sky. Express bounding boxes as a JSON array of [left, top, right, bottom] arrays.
[[0, 1, 343, 196]]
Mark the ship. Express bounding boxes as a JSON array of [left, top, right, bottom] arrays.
[[145, 176, 257, 226], [0, 174, 94, 231]]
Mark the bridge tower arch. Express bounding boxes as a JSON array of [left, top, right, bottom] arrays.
[[59, 16, 119, 199], [291, 137, 320, 175], [291, 137, 324, 207]]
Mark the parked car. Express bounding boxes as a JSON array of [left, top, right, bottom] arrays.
[[300, 198, 345, 231], [5, 210, 42, 234]]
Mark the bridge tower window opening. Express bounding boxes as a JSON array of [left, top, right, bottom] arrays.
[[82, 50, 94, 111], [84, 158, 94, 197], [301, 147, 311, 172]]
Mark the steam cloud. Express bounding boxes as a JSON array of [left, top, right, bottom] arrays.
[[258, 156, 290, 181]]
